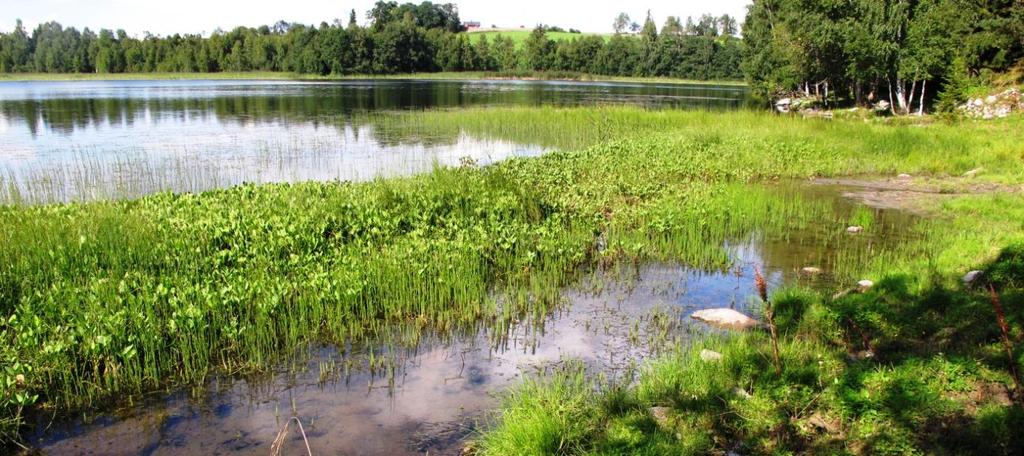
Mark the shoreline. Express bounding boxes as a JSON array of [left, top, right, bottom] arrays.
[[0, 71, 748, 86]]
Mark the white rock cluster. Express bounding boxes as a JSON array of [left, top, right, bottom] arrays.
[[961, 88, 1023, 119]]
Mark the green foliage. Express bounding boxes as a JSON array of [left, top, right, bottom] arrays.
[[0, 10, 746, 80], [477, 365, 599, 455], [742, 0, 1024, 111], [984, 243, 1024, 290], [936, 56, 972, 113]]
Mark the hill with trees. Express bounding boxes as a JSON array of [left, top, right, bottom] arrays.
[[0, 2, 745, 81]]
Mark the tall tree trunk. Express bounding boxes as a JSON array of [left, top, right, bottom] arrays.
[[894, 78, 909, 115], [918, 80, 927, 115], [907, 80, 918, 115], [887, 79, 897, 115]]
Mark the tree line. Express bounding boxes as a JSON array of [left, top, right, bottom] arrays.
[[0, 2, 744, 80], [742, 0, 1024, 113]]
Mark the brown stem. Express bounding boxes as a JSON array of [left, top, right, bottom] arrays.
[[847, 317, 875, 353], [990, 284, 1023, 406], [756, 267, 782, 376]]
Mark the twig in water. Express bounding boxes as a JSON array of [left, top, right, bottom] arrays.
[[270, 416, 313, 456]]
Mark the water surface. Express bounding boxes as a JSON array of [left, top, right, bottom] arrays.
[[0, 79, 750, 203]]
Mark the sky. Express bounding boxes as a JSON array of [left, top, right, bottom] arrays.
[[0, 0, 752, 36]]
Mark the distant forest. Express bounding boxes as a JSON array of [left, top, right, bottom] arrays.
[[0, 2, 745, 81]]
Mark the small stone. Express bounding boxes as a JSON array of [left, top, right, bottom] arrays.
[[690, 308, 759, 331], [650, 407, 672, 428], [699, 349, 723, 362], [897, 173, 912, 179], [962, 270, 983, 285], [963, 167, 983, 178], [985, 95, 997, 104], [847, 350, 875, 361], [857, 280, 874, 291], [846, 226, 864, 234], [732, 387, 753, 400], [801, 267, 822, 276]]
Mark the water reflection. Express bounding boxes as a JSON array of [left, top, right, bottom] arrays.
[[30, 260, 766, 456], [0, 79, 750, 204]]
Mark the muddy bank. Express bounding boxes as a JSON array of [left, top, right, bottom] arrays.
[[814, 176, 1023, 214]]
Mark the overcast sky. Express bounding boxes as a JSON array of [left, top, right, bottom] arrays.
[[1, 0, 751, 36]]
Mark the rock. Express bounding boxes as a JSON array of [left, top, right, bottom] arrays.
[[985, 95, 997, 104], [847, 350, 875, 362], [962, 167, 983, 178], [775, 98, 792, 113], [700, 349, 723, 362], [806, 412, 841, 434], [874, 100, 891, 111], [857, 280, 874, 291], [690, 308, 759, 331], [732, 387, 753, 400], [962, 270, 983, 285], [897, 173, 912, 180], [801, 266, 822, 276], [846, 226, 864, 234], [650, 407, 672, 428]]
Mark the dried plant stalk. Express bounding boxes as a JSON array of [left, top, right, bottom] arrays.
[[756, 266, 782, 375]]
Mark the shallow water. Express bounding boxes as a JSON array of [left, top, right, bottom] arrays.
[[27, 183, 924, 456], [0, 79, 750, 203]]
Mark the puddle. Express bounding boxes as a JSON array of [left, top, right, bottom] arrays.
[[25, 183, 927, 455]]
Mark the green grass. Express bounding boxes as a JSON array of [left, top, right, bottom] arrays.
[[468, 30, 613, 46], [479, 227, 1024, 454], [1, 107, 1024, 448], [465, 110, 1024, 454]]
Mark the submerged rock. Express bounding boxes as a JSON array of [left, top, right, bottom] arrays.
[[846, 226, 864, 234], [962, 270, 983, 285], [801, 267, 822, 276], [700, 349, 723, 362], [690, 309, 758, 331]]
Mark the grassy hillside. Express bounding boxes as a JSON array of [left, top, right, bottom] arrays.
[[467, 29, 613, 46]]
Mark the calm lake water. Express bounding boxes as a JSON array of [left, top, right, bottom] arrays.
[[0, 79, 750, 203]]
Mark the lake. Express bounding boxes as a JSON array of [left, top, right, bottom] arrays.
[[0, 79, 750, 204]]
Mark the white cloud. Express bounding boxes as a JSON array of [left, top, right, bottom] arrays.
[[0, 0, 750, 37]]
